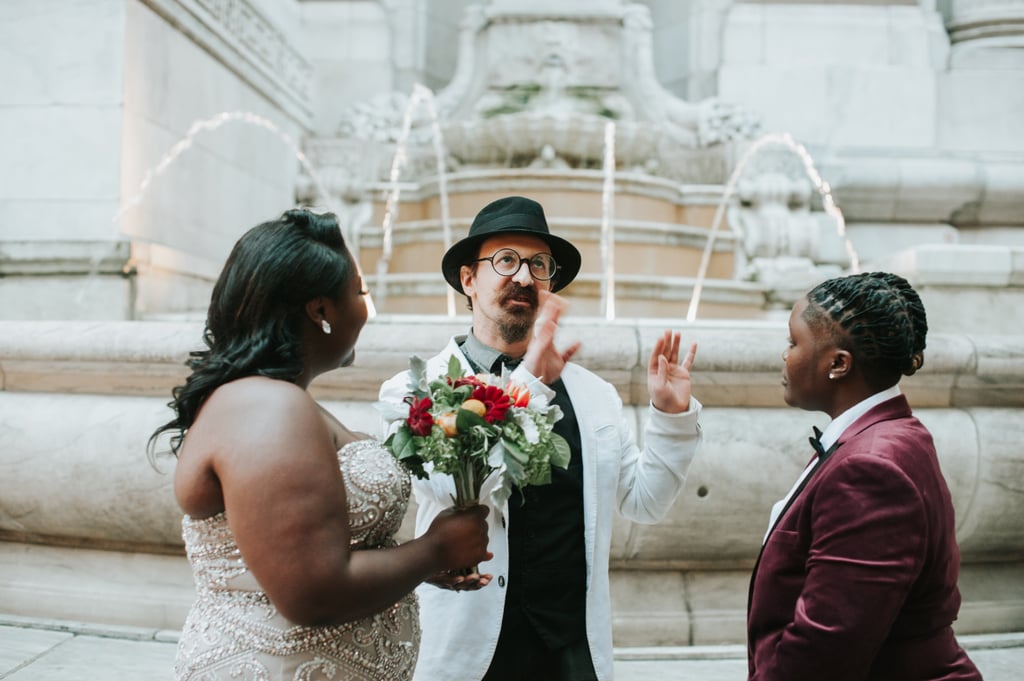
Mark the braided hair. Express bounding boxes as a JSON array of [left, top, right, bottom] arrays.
[[149, 209, 355, 457], [803, 272, 928, 388]]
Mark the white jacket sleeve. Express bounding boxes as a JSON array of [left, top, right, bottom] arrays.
[[616, 394, 703, 524]]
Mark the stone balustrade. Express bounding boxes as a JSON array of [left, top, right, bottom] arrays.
[[1, 318, 1022, 644]]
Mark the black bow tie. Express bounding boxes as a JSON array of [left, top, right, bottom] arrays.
[[491, 355, 522, 374], [809, 426, 840, 460]]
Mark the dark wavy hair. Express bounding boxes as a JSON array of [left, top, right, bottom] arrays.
[[803, 271, 928, 389], [149, 209, 356, 457]]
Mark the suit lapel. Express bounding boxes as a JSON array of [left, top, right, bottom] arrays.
[[762, 442, 839, 544], [747, 439, 841, 608]]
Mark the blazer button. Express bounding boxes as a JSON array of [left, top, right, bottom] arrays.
[[498, 576, 506, 587]]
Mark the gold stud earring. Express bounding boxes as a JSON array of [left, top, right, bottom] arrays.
[[321, 319, 332, 335]]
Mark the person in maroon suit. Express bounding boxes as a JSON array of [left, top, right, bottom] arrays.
[[747, 271, 982, 681]]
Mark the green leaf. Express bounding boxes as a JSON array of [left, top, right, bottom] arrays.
[[529, 466, 552, 486], [550, 433, 571, 469], [447, 355, 464, 381], [391, 429, 416, 460], [547, 404, 564, 425], [404, 455, 428, 480], [456, 408, 490, 431], [503, 453, 525, 481], [504, 440, 529, 464], [409, 356, 429, 396], [487, 440, 506, 468]]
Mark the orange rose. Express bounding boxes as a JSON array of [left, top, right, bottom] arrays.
[[436, 412, 458, 437]]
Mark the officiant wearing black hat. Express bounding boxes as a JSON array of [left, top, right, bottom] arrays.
[[380, 195, 705, 681]]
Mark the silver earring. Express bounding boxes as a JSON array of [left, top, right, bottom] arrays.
[[321, 319, 332, 335], [828, 372, 836, 380]]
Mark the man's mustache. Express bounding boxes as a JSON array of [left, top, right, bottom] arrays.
[[498, 283, 538, 308]]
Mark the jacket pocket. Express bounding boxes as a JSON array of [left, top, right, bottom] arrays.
[[753, 528, 807, 611]]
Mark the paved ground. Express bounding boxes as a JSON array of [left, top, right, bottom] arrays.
[[1, 614, 1021, 680]]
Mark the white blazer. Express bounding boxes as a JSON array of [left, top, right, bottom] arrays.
[[378, 336, 702, 681]]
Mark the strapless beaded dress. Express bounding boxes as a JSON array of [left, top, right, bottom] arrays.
[[174, 439, 420, 681]]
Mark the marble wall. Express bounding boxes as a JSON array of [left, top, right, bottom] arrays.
[[715, 0, 1023, 239], [120, 0, 312, 320], [0, 1, 131, 318], [0, 317, 1021, 644], [1, 0, 313, 321]]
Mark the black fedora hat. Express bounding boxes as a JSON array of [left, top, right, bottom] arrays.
[[441, 196, 581, 294]]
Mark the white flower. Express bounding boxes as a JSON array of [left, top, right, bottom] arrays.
[[513, 410, 540, 445]]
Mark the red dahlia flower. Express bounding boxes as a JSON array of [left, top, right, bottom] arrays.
[[406, 395, 434, 436], [472, 385, 511, 424]]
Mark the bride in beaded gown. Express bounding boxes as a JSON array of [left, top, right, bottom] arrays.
[[174, 438, 420, 681], [149, 210, 491, 681]]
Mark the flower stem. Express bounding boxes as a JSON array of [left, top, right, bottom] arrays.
[[453, 461, 481, 577]]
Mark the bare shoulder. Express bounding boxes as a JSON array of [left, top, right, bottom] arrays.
[[177, 378, 337, 518], [208, 376, 315, 421], [192, 377, 325, 456]]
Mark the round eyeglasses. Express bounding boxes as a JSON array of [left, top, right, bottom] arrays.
[[472, 248, 559, 281]]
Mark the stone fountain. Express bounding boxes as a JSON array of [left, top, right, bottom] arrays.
[[299, 0, 770, 319], [1, 0, 1022, 651]]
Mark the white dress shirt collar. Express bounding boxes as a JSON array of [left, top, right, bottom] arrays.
[[818, 384, 902, 451]]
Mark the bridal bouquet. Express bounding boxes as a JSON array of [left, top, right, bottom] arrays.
[[377, 356, 570, 510]]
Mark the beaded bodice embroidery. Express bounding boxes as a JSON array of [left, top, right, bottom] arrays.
[[174, 439, 419, 681]]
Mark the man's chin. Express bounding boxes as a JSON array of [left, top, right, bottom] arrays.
[[498, 318, 532, 344]]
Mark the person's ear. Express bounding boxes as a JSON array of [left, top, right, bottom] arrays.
[[305, 297, 328, 326], [828, 349, 853, 380], [460, 265, 476, 297]]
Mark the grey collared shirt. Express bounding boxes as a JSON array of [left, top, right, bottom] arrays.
[[459, 330, 521, 374]]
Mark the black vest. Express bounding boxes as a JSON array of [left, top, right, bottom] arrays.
[[505, 378, 586, 648], [459, 340, 588, 649]]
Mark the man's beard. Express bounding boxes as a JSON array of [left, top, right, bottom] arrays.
[[496, 283, 537, 344]]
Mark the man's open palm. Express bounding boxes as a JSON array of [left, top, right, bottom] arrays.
[[648, 330, 697, 414]]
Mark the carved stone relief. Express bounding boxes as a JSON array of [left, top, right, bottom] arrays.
[[319, 1, 760, 184], [191, 0, 313, 101], [727, 153, 851, 295]]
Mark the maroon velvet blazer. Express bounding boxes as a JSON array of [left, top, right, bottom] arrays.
[[747, 395, 981, 681]]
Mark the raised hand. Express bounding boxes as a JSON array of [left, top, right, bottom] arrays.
[[522, 289, 581, 384], [648, 330, 697, 414]]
